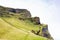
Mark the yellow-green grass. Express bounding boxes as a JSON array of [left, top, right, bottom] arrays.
[[0, 17, 48, 40], [2, 17, 47, 34], [2, 17, 40, 31]]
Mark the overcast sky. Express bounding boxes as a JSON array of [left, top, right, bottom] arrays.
[[0, 0, 60, 40]]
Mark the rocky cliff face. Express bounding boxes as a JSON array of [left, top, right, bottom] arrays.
[[0, 6, 31, 18], [0, 6, 53, 40], [33, 17, 41, 24], [0, 6, 41, 24]]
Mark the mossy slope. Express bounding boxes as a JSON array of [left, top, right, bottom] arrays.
[[0, 6, 53, 40], [0, 18, 48, 40]]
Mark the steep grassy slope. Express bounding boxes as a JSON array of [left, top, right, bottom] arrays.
[[2, 17, 48, 36], [0, 6, 53, 40], [2, 17, 40, 31], [0, 18, 48, 40]]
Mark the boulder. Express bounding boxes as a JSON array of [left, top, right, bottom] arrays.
[[33, 17, 41, 25], [42, 27, 48, 33]]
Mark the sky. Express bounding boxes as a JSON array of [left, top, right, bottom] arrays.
[[0, 0, 60, 40]]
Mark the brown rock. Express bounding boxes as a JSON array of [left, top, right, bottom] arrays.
[[33, 17, 41, 25]]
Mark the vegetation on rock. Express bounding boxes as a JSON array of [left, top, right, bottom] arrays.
[[0, 6, 53, 40]]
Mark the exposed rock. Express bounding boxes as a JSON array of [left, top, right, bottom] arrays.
[[8, 8, 31, 18], [42, 27, 48, 33], [0, 6, 53, 40], [20, 9, 31, 18], [0, 6, 31, 18], [42, 33, 49, 38], [42, 25, 53, 39], [8, 8, 16, 13], [33, 17, 41, 25]]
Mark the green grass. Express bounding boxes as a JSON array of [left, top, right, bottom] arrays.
[[2, 17, 40, 31], [0, 17, 48, 40]]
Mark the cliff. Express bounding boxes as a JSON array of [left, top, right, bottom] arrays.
[[0, 6, 53, 40]]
